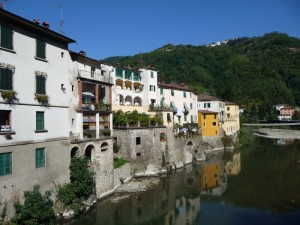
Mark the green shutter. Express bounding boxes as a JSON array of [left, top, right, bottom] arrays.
[[191, 115, 193, 122], [184, 115, 187, 122], [116, 68, 123, 78], [36, 76, 46, 94], [36, 39, 46, 59], [36, 112, 44, 130], [0, 68, 13, 90], [171, 89, 174, 96], [125, 70, 132, 80], [0, 153, 12, 176], [36, 148, 45, 168], [1, 26, 13, 50], [184, 91, 186, 97], [160, 88, 163, 95]]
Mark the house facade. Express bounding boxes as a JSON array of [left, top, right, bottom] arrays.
[[197, 94, 225, 125], [0, 8, 75, 217], [223, 101, 240, 136], [157, 81, 198, 126], [198, 110, 220, 137]]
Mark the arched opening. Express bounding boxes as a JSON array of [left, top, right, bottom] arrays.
[[101, 142, 109, 152], [115, 79, 123, 89], [133, 82, 142, 91], [125, 96, 132, 106], [133, 96, 142, 107], [125, 80, 132, 90], [70, 147, 79, 158], [85, 145, 95, 167], [118, 94, 124, 105], [187, 141, 193, 146], [160, 133, 166, 142]]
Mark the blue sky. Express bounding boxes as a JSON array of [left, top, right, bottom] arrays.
[[4, 0, 300, 59]]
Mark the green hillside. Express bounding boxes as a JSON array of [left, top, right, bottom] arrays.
[[102, 32, 300, 120]]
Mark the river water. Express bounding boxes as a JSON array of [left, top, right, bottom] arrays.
[[57, 137, 300, 225]]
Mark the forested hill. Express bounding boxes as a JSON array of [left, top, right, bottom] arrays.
[[103, 32, 300, 119]]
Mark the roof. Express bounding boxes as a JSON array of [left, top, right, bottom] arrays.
[[197, 94, 222, 102], [225, 101, 238, 106], [0, 8, 75, 44], [198, 110, 218, 114], [69, 51, 101, 68], [158, 81, 192, 92]]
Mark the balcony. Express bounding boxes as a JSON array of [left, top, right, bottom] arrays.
[[78, 70, 113, 84]]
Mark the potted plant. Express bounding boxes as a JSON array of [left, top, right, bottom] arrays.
[[35, 94, 49, 107], [1, 90, 19, 105]]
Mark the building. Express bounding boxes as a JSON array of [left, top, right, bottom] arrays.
[[197, 94, 225, 125], [68, 50, 114, 198], [157, 81, 198, 126], [279, 106, 295, 121], [108, 64, 158, 114], [0, 8, 75, 217], [223, 101, 240, 136], [198, 110, 220, 137]]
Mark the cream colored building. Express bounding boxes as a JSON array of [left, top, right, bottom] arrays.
[[157, 81, 198, 126], [223, 101, 240, 136]]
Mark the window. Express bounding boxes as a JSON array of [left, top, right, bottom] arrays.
[[149, 85, 155, 92], [183, 91, 186, 98], [190, 103, 193, 110], [167, 113, 171, 122], [204, 103, 211, 108], [0, 110, 11, 132], [0, 68, 13, 90], [184, 115, 187, 122], [214, 114, 217, 119], [227, 107, 230, 111], [0, 152, 12, 176], [0, 25, 13, 50], [136, 152, 141, 156], [160, 88, 163, 95], [203, 114, 206, 119], [171, 89, 174, 96], [151, 71, 154, 78], [116, 68, 123, 78], [190, 115, 193, 122], [91, 67, 95, 78], [36, 148, 45, 168], [36, 38, 46, 59], [36, 75, 46, 94], [203, 122, 206, 127], [212, 122, 217, 126], [36, 112, 45, 131], [178, 116, 181, 122], [136, 137, 141, 145]]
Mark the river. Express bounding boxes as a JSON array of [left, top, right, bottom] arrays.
[[56, 137, 300, 225]]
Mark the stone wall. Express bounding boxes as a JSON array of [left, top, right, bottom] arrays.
[[114, 163, 132, 188]]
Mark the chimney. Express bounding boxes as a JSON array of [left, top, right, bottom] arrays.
[[33, 19, 40, 25], [42, 22, 50, 29], [79, 50, 86, 56]]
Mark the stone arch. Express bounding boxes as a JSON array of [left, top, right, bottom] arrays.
[[70, 146, 79, 158], [125, 96, 132, 106], [85, 144, 95, 167], [133, 96, 142, 106], [101, 142, 109, 152], [187, 141, 193, 146], [115, 79, 123, 89]]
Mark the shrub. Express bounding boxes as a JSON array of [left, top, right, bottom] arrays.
[[114, 157, 128, 169], [12, 185, 56, 225]]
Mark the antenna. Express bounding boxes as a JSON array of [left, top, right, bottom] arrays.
[[54, 2, 64, 34]]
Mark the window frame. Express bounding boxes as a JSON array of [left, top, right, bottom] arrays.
[[0, 152, 12, 176], [0, 67, 13, 91], [36, 111, 45, 131], [35, 38, 46, 60], [0, 25, 14, 50], [35, 147, 45, 168], [35, 75, 46, 95]]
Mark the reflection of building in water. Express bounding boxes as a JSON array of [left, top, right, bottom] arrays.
[[274, 138, 294, 146], [201, 162, 227, 196], [96, 166, 201, 225], [225, 153, 241, 175]]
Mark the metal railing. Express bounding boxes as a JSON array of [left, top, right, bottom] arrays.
[[78, 70, 113, 84]]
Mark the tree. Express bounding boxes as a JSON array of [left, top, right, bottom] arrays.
[[12, 185, 56, 225]]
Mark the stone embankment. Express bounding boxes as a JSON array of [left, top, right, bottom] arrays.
[[255, 128, 300, 139]]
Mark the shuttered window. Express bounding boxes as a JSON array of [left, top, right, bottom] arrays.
[[171, 89, 174, 96], [36, 76, 46, 94], [116, 68, 123, 78], [36, 111, 44, 130], [0, 152, 12, 176], [0, 26, 13, 50], [36, 148, 45, 168], [0, 68, 13, 90], [36, 39, 46, 59]]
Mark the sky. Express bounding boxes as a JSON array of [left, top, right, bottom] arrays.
[[3, 0, 300, 60]]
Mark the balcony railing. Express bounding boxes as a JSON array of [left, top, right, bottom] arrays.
[[78, 70, 113, 84]]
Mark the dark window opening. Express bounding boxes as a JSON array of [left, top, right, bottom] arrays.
[[136, 137, 141, 145]]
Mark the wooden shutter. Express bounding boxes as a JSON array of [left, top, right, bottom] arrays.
[[36, 112, 44, 130], [1, 26, 13, 50], [0, 153, 12, 176], [0, 68, 13, 90], [36, 76, 46, 94], [36, 39, 46, 59], [36, 148, 45, 168]]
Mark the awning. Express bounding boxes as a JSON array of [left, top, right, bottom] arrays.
[[183, 102, 190, 113], [176, 108, 184, 117], [170, 101, 177, 113]]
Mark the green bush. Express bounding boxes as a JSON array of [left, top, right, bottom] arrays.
[[57, 156, 94, 215], [12, 185, 56, 225], [114, 157, 128, 169]]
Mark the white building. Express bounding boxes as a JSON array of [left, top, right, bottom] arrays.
[[197, 94, 225, 124], [0, 9, 75, 218], [157, 81, 198, 125]]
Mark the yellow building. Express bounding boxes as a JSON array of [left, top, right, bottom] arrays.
[[198, 110, 219, 137], [201, 163, 221, 190], [223, 101, 240, 136]]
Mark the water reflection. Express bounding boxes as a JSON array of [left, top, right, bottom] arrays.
[[274, 138, 295, 146], [57, 138, 300, 225]]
